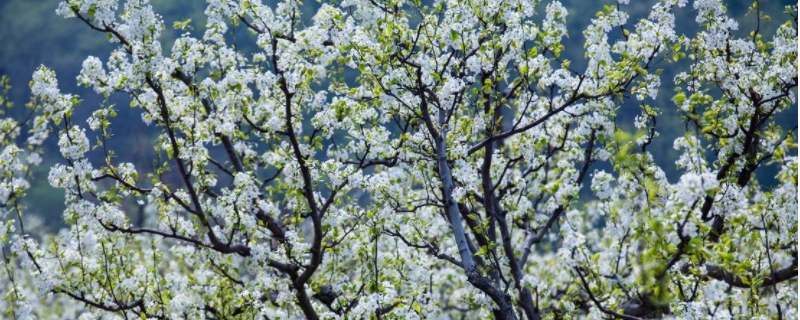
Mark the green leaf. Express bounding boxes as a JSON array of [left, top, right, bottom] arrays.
[[450, 29, 459, 42], [672, 93, 686, 105], [172, 18, 193, 31], [384, 24, 393, 38]]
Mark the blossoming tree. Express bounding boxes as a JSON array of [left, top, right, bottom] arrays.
[[1, 0, 797, 319]]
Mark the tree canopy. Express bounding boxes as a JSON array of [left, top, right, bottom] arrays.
[[0, 0, 797, 319]]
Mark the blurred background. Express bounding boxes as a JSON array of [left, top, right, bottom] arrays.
[[0, 0, 795, 233]]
